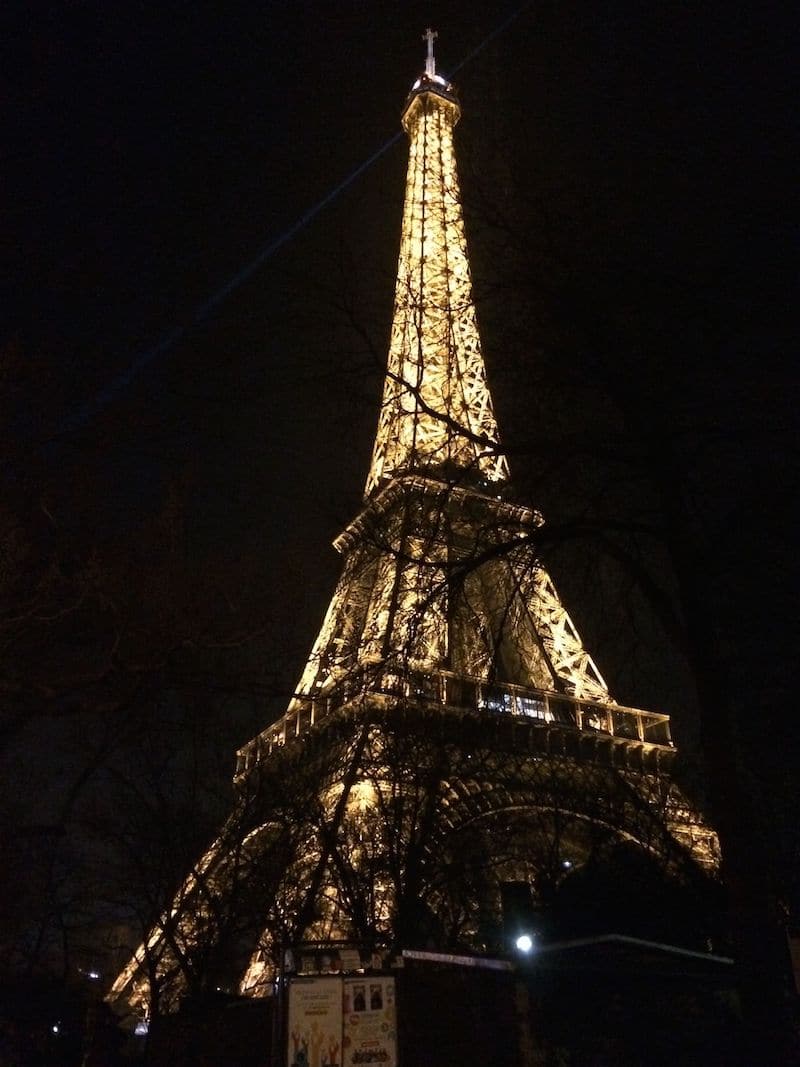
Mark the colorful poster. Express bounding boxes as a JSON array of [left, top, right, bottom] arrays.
[[287, 977, 343, 1067], [342, 976, 397, 1067]]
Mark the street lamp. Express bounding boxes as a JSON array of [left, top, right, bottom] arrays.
[[515, 933, 534, 954]]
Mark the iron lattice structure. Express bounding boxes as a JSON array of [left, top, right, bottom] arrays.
[[111, 49, 718, 1015], [365, 76, 509, 495]]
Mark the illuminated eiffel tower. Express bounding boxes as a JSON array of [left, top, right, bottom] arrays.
[[112, 33, 718, 1014]]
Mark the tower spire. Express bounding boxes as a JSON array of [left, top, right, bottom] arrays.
[[365, 35, 510, 496], [423, 27, 438, 77]]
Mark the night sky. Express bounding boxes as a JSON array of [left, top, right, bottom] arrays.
[[1, 2, 797, 969]]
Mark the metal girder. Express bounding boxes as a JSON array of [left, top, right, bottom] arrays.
[[365, 88, 509, 496], [111, 62, 719, 1021]]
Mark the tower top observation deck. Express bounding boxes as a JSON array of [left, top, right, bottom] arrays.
[[403, 27, 460, 126]]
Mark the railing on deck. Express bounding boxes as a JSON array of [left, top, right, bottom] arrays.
[[235, 667, 672, 776]]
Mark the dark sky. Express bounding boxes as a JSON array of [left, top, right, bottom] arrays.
[[1, 1, 797, 930]]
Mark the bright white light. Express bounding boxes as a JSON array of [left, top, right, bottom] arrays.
[[52, 1024, 60, 1035], [515, 934, 534, 953], [134, 1020, 149, 1037], [562, 859, 572, 869], [87, 969, 101, 980]]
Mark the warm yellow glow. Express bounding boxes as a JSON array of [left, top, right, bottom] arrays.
[[108, 833, 227, 1012], [110, 66, 720, 1023], [531, 567, 609, 701], [257, 86, 609, 747], [250, 479, 610, 755], [348, 778, 378, 813], [365, 89, 510, 496], [239, 955, 271, 996]]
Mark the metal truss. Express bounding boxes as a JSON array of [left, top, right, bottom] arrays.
[[110, 703, 717, 1010], [111, 58, 720, 1019], [365, 80, 509, 497], [255, 476, 613, 753]]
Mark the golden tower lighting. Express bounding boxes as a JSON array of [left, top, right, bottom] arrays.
[[111, 33, 718, 1017]]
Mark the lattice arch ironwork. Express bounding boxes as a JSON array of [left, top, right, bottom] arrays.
[[110, 41, 719, 1020], [111, 702, 718, 1010]]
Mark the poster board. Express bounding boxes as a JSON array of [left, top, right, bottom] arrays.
[[287, 977, 343, 1067], [342, 976, 397, 1067]]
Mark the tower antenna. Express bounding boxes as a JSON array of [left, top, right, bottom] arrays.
[[423, 27, 438, 77]]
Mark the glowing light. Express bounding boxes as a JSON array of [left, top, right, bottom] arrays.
[[245, 70, 613, 755], [111, 44, 720, 1020], [365, 83, 509, 496], [348, 779, 378, 813]]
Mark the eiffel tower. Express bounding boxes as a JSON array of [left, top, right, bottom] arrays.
[[112, 33, 718, 1014]]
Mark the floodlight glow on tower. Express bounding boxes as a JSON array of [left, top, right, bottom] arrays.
[[109, 32, 719, 1020]]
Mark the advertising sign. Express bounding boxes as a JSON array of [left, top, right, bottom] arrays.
[[287, 977, 343, 1067], [342, 976, 397, 1067]]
